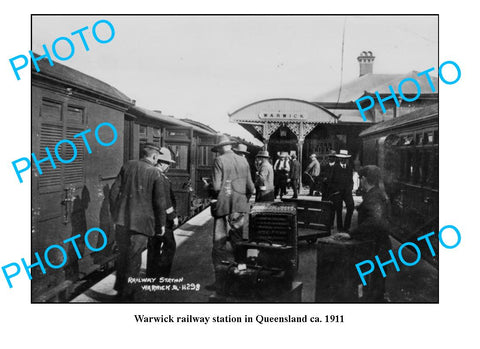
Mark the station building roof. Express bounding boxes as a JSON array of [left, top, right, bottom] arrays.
[[313, 71, 439, 104]]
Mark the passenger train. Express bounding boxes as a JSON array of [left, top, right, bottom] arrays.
[[31, 58, 258, 301], [360, 103, 439, 267]]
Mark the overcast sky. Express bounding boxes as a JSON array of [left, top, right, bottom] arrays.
[[32, 15, 438, 143]]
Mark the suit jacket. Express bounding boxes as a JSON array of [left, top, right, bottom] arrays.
[[330, 162, 353, 193], [349, 186, 392, 256], [320, 162, 336, 197], [255, 160, 275, 201], [212, 150, 255, 217], [290, 159, 301, 180], [109, 159, 166, 237], [160, 172, 177, 222]]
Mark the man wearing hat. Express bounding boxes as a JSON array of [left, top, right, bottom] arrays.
[[109, 142, 166, 301], [233, 143, 249, 157], [255, 150, 275, 202], [336, 165, 392, 302], [274, 151, 290, 199], [289, 153, 301, 199], [320, 150, 338, 200], [331, 149, 355, 232], [147, 147, 179, 278], [304, 153, 321, 196], [209, 135, 255, 291]]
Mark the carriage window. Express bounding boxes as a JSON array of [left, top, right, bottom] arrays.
[[198, 145, 212, 167], [66, 105, 85, 124], [168, 144, 189, 171], [40, 99, 62, 122], [152, 127, 161, 148]]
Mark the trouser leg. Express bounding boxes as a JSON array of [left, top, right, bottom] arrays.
[[158, 226, 176, 277], [122, 232, 148, 300], [146, 235, 163, 278], [333, 195, 344, 230], [114, 225, 128, 293], [292, 180, 298, 198], [343, 192, 354, 231], [212, 216, 229, 271]]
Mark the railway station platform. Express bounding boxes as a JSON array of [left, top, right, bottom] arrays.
[[72, 190, 439, 303]]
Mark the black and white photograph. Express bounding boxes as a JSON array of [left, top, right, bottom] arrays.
[[29, 14, 439, 303], [1, 2, 479, 348]]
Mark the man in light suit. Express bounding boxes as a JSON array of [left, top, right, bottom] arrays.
[[208, 135, 255, 291], [255, 150, 275, 202]]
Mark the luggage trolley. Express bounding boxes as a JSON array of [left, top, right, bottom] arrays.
[[282, 197, 334, 244]]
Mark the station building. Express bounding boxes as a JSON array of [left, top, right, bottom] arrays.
[[229, 51, 439, 169]]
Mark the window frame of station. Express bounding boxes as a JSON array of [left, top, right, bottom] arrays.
[[396, 126, 438, 190], [37, 97, 87, 193], [164, 127, 193, 174]]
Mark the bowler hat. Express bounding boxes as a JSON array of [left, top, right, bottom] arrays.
[[144, 142, 162, 154], [157, 147, 176, 164], [256, 150, 270, 158], [211, 134, 236, 152], [336, 149, 352, 158], [233, 143, 250, 154], [327, 150, 337, 157]]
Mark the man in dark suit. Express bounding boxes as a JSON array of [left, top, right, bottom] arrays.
[[274, 152, 290, 199], [320, 150, 337, 200], [109, 143, 166, 301], [209, 135, 255, 290], [337, 165, 392, 302], [289, 153, 301, 199], [147, 147, 179, 278], [331, 149, 354, 232]]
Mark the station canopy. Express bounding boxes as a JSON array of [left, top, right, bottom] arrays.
[[229, 98, 339, 142]]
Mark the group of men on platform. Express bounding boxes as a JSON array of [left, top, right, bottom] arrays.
[[108, 134, 390, 301]]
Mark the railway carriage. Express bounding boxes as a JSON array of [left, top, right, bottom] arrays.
[[31, 58, 256, 301], [359, 103, 439, 266]]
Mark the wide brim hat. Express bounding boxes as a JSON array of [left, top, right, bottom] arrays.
[[256, 150, 270, 158], [233, 143, 250, 154], [157, 147, 176, 164], [144, 142, 163, 154], [211, 134, 236, 152], [336, 149, 352, 158]]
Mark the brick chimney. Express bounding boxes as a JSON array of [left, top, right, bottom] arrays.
[[357, 51, 375, 77]]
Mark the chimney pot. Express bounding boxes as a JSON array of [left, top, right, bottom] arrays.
[[357, 51, 375, 77]]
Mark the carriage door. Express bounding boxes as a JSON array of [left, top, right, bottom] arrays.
[[32, 97, 87, 294], [195, 134, 217, 204], [164, 127, 193, 222]]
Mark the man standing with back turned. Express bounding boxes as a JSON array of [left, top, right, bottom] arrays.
[[208, 135, 255, 291], [109, 143, 166, 301]]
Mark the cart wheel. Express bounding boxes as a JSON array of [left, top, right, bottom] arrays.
[[307, 238, 317, 244]]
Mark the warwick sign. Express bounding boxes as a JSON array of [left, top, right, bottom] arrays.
[[257, 112, 306, 120]]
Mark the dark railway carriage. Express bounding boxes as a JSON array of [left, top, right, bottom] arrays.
[[32, 59, 134, 301], [359, 103, 439, 266], [126, 106, 220, 222]]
